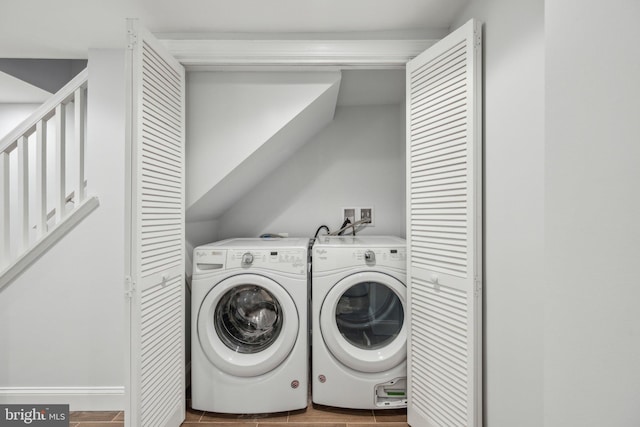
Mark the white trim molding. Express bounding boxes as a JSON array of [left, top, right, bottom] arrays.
[[159, 39, 440, 69], [0, 386, 125, 411]]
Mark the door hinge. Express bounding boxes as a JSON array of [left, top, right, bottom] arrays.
[[474, 278, 482, 298], [125, 276, 136, 299], [127, 29, 137, 51], [473, 28, 482, 48]]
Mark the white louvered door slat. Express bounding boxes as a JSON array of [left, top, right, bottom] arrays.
[[406, 19, 482, 427], [126, 19, 185, 427]]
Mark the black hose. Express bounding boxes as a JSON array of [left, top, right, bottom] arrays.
[[337, 218, 352, 236], [314, 225, 330, 238]]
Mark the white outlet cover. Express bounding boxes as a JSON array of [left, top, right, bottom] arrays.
[[341, 207, 356, 224], [340, 206, 374, 227], [359, 206, 374, 226]]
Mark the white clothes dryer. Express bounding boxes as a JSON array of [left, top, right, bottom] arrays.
[[191, 238, 309, 413], [312, 235, 407, 409]]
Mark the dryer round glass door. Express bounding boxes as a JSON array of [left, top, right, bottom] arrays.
[[335, 281, 403, 350], [198, 274, 299, 377], [320, 271, 406, 373]]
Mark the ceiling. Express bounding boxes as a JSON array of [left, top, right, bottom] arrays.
[[0, 0, 470, 58], [0, 0, 468, 104]]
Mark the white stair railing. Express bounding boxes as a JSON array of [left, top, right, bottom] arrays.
[[0, 68, 98, 287]]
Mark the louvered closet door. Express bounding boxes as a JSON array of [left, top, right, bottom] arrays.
[[406, 19, 482, 427], [125, 20, 185, 427]]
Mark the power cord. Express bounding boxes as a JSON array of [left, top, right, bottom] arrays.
[[313, 225, 330, 238], [312, 216, 372, 239]]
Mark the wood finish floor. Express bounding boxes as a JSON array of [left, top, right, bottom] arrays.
[[69, 402, 408, 427]]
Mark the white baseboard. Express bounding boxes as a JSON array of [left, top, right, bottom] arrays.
[[0, 386, 124, 411]]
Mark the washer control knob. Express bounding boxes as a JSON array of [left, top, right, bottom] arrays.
[[241, 252, 254, 265], [364, 250, 376, 263]]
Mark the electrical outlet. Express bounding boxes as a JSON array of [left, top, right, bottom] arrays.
[[341, 207, 356, 224], [360, 207, 374, 227], [340, 207, 374, 227]]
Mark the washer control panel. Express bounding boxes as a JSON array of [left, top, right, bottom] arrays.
[[228, 249, 307, 275], [194, 249, 227, 272]]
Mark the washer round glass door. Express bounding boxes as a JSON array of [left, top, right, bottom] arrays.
[[198, 274, 299, 377], [320, 271, 406, 373]]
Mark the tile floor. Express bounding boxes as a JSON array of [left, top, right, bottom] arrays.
[[69, 410, 124, 426], [69, 400, 408, 427]]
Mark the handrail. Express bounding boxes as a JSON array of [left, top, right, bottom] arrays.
[[0, 68, 88, 153], [0, 68, 89, 272]]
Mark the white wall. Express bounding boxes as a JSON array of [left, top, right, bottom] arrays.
[[186, 71, 340, 211], [545, 1, 640, 426], [185, 219, 220, 265], [217, 104, 405, 240], [0, 104, 40, 139], [452, 2, 545, 426], [0, 49, 126, 410], [454, 1, 640, 426]]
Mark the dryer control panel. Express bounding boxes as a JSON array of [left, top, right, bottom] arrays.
[[314, 246, 407, 272]]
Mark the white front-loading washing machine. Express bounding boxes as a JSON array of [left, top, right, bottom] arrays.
[[191, 237, 309, 413], [312, 235, 407, 409]]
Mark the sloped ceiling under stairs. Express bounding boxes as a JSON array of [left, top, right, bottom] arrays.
[[185, 71, 342, 222]]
